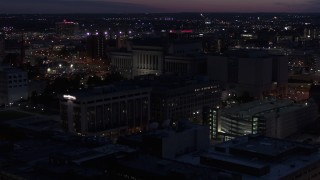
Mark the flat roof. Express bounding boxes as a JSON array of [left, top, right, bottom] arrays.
[[221, 99, 310, 117], [215, 135, 316, 158], [203, 135, 320, 178], [132, 74, 218, 90], [66, 84, 151, 98], [0, 66, 26, 73], [116, 154, 235, 179]]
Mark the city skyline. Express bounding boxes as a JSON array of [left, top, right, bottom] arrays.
[[0, 0, 320, 14], [1, 2, 320, 178]]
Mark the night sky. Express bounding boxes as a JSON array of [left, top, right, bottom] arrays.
[[0, 0, 319, 13]]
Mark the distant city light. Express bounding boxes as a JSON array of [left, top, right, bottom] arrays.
[[181, 30, 193, 33]]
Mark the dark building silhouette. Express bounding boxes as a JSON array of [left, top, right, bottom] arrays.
[[201, 135, 320, 179], [55, 20, 79, 37], [2, 34, 25, 67], [86, 32, 107, 60], [309, 84, 320, 112], [125, 74, 222, 140], [0, 32, 4, 57], [208, 49, 288, 99]]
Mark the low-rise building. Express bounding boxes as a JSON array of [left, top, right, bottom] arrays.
[[201, 135, 320, 179], [119, 120, 210, 159]]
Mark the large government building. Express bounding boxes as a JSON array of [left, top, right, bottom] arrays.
[[110, 40, 206, 79], [60, 85, 151, 137]]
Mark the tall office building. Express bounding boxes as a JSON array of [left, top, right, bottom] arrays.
[[0, 67, 28, 105], [237, 52, 272, 98], [271, 55, 288, 97], [86, 32, 107, 60], [203, 106, 220, 139], [207, 49, 288, 99], [60, 85, 151, 137]]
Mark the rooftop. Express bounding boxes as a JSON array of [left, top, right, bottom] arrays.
[[224, 49, 270, 58], [64, 84, 151, 99], [0, 66, 26, 73], [216, 135, 316, 159], [221, 99, 311, 117], [115, 154, 240, 180], [131, 74, 218, 91], [201, 135, 320, 178]]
